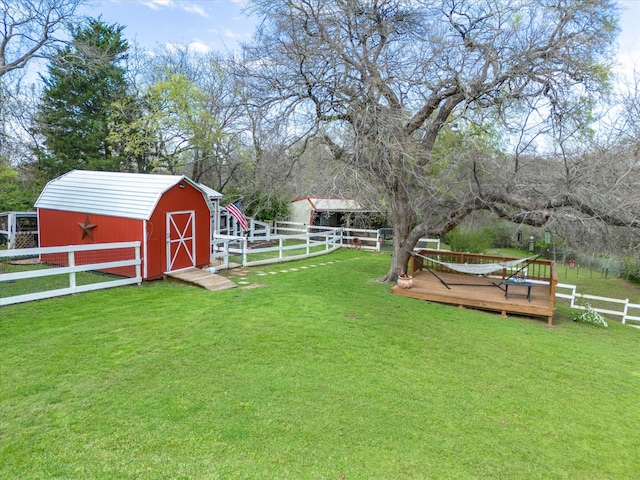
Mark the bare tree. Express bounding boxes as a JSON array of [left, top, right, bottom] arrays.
[[1, 0, 87, 77], [243, 0, 625, 280]]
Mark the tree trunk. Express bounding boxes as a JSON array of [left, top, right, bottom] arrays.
[[191, 148, 202, 182], [381, 191, 414, 282]]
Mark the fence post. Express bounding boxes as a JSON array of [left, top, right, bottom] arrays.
[[242, 237, 248, 266], [1, 242, 150, 306], [134, 243, 141, 282], [570, 286, 577, 308], [622, 299, 629, 324], [68, 250, 76, 289]]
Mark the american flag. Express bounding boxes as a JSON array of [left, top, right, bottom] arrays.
[[226, 200, 249, 232]]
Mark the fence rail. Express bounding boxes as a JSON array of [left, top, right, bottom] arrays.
[[1, 242, 142, 306], [555, 283, 640, 326], [273, 221, 440, 252], [5, 232, 637, 328], [623, 302, 640, 326], [248, 229, 343, 267], [212, 229, 344, 268]]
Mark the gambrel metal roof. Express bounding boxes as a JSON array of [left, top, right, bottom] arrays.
[[35, 170, 222, 220], [196, 182, 224, 201]]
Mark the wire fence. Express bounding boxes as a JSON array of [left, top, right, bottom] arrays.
[[549, 251, 639, 281]]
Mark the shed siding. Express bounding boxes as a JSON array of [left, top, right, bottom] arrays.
[[36, 171, 215, 281], [148, 182, 211, 278], [38, 209, 142, 246], [289, 198, 314, 225], [38, 209, 143, 278], [289, 197, 366, 225]]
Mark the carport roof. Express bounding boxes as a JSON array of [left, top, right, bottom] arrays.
[[35, 170, 221, 221], [292, 196, 367, 212]]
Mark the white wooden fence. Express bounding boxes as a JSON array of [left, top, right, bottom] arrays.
[[212, 223, 441, 268], [273, 221, 441, 252], [218, 211, 273, 241], [556, 283, 640, 327], [1, 242, 142, 306], [5, 234, 637, 329], [212, 228, 344, 268]]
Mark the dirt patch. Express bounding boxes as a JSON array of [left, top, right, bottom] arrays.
[[10, 257, 41, 265], [226, 269, 251, 277], [217, 268, 251, 277], [240, 283, 267, 290]]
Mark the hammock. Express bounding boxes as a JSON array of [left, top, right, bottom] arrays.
[[423, 256, 533, 276], [411, 252, 539, 290]]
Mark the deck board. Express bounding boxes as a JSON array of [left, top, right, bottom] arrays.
[[165, 267, 237, 292], [392, 270, 555, 325]]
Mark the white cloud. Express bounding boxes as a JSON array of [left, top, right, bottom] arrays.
[[164, 40, 211, 54], [143, 0, 174, 10], [187, 40, 211, 53], [211, 27, 249, 41], [183, 3, 208, 17], [138, 0, 209, 17]]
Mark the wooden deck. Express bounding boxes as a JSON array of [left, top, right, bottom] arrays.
[[392, 270, 555, 325]]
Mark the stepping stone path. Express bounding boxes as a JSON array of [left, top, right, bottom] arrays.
[[251, 257, 362, 279]]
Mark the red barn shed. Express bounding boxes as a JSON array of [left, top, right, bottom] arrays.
[[35, 170, 221, 280]]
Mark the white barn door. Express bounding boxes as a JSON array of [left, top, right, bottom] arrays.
[[166, 210, 196, 272]]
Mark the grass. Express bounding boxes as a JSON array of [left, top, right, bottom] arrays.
[[1, 249, 639, 478]]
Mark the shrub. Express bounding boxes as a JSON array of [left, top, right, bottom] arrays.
[[487, 223, 517, 248], [244, 191, 290, 221], [621, 256, 640, 284], [573, 304, 608, 328], [444, 226, 494, 253]]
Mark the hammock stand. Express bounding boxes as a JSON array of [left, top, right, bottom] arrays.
[[410, 252, 541, 290]]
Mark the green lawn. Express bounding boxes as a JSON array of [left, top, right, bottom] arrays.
[[1, 249, 639, 478]]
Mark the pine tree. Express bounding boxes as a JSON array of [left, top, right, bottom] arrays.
[[34, 20, 130, 180]]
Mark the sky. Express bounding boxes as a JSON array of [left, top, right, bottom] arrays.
[[84, 0, 640, 78], [84, 0, 257, 54]]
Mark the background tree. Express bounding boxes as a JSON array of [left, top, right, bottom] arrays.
[[106, 92, 155, 173], [32, 19, 130, 180], [1, 1, 89, 208], [0, 82, 40, 209], [0, 157, 37, 211], [244, 0, 622, 281], [110, 46, 250, 188], [0, 0, 86, 77], [120, 72, 213, 175]]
